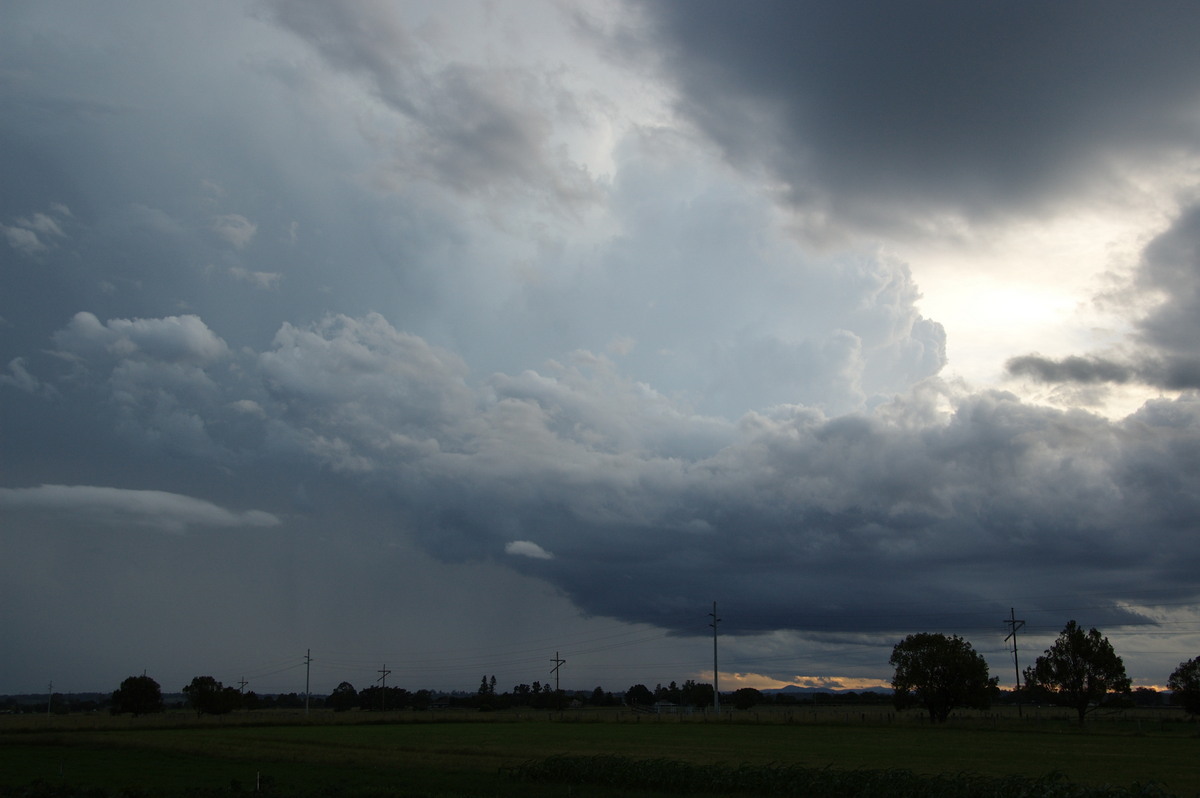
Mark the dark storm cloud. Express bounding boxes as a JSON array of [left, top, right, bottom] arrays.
[[1006, 355, 1136, 385], [633, 0, 1200, 233], [17, 309, 1195, 643], [1007, 353, 1200, 391], [1137, 203, 1200, 358]]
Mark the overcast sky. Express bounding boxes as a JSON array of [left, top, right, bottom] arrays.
[[3, 0, 1199, 699]]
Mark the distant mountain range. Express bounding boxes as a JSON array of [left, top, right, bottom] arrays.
[[760, 685, 893, 695]]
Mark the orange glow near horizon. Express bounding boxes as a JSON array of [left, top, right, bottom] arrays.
[[698, 672, 893, 692], [697, 672, 1172, 694]]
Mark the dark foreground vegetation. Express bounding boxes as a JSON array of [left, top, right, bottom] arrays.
[[513, 755, 1175, 798], [1, 706, 1197, 798], [0, 761, 1181, 798]]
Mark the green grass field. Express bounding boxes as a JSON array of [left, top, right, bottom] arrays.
[[1, 708, 1197, 797]]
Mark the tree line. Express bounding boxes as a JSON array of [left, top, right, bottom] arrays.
[[107, 675, 314, 716], [91, 622, 1200, 721], [889, 620, 1200, 725]]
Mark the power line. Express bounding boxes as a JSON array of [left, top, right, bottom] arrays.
[[206, 589, 1200, 695]]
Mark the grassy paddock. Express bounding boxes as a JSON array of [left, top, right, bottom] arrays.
[[1, 708, 1197, 797]]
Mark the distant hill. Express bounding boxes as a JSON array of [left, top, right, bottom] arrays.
[[760, 685, 893, 696]]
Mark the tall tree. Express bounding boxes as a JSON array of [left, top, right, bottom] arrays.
[[1024, 620, 1131, 726], [1167, 656, 1200, 716], [890, 633, 997, 723], [111, 674, 164, 717]]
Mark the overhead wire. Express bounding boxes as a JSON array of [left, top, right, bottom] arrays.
[[222, 589, 1199, 692]]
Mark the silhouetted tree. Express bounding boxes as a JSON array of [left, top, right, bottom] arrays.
[[890, 633, 997, 723], [624, 684, 654, 707], [273, 692, 305, 709], [476, 674, 497, 710], [411, 689, 432, 710], [1024, 620, 1131, 726], [680, 680, 714, 708], [183, 676, 241, 716], [111, 675, 164, 717], [732, 687, 765, 710], [358, 685, 410, 711], [1168, 656, 1200, 716], [654, 681, 682, 703], [328, 681, 358, 712], [1132, 687, 1163, 707]]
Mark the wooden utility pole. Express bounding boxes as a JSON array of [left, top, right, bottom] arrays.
[[1004, 608, 1026, 717], [377, 664, 392, 710], [709, 602, 721, 713], [304, 650, 312, 716], [551, 652, 566, 710]]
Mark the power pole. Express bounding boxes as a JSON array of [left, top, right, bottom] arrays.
[[1004, 608, 1026, 717], [550, 652, 566, 711], [304, 649, 312, 716], [237, 677, 248, 694], [709, 601, 720, 713], [47, 681, 52, 717], [377, 664, 392, 711]]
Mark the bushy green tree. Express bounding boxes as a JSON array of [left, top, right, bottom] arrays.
[[111, 675, 164, 716], [1167, 656, 1200, 716], [890, 633, 997, 723], [1024, 620, 1131, 726]]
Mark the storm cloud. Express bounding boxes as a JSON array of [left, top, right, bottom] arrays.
[[2, 1, 1198, 695], [634, 0, 1200, 237]]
